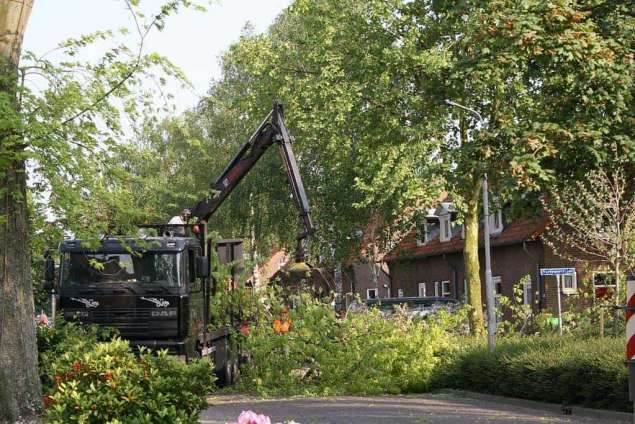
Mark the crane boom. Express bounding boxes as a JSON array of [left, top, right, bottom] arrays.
[[188, 102, 315, 261]]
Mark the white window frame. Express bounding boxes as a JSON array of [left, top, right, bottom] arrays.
[[441, 280, 451, 297], [418, 282, 427, 297], [434, 281, 440, 297], [489, 209, 504, 234], [397, 288, 403, 298], [561, 273, 577, 295], [416, 221, 429, 246], [460, 225, 465, 239], [367, 288, 378, 299], [439, 215, 452, 242], [593, 271, 616, 289], [523, 279, 532, 305]]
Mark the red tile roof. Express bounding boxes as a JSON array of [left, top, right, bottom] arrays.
[[385, 215, 550, 262]]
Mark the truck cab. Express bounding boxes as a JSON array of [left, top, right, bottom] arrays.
[[50, 235, 233, 381]]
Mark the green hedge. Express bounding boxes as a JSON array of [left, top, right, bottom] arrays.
[[430, 336, 629, 411]]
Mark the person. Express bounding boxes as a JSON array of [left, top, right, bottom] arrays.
[[36, 312, 50, 327]]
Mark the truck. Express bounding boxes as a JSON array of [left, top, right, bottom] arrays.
[[43, 102, 315, 384]]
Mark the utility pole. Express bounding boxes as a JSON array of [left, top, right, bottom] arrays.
[[482, 174, 496, 352], [445, 99, 496, 352]]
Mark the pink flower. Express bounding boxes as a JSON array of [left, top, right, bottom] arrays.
[[234, 410, 271, 424]]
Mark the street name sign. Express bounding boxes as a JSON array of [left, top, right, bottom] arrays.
[[540, 267, 575, 276]]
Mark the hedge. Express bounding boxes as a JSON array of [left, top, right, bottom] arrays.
[[430, 336, 629, 411]]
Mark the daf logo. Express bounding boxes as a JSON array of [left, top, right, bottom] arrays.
[[151, 310, 177, 317], [70, 297, 99, 308], [140, 297, 170, 308]]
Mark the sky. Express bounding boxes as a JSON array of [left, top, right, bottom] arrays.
[[22, 0, 292, 111]]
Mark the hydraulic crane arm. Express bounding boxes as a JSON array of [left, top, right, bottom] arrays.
[[188, 102, 315, 261]]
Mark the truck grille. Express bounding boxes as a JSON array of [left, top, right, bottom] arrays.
[[65, 307, 177, 338], [90, 307, 155, 320]]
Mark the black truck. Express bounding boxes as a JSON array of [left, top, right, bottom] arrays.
[[43, 102, 315, 383]]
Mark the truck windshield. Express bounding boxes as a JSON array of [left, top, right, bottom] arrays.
[[61, 252, 181, 287]]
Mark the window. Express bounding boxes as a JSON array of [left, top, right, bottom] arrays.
[[62, 252, 181, 287], [434, 281, 440, 297], [493, 276, 503, 324], [418, 283, 427, 297], [397, 288, 403, 298], [493, 276, 503, 296], [416, 221, 429, 246], [367, 288, 378, 299], [463, 279, 468, 302], [561, 273, 577, 294], [439, 216, 452, 242], [523, 279, 532, 305], [593, 272, 615, 299], [489, 209, 504, 234], [441, 280, 451, 297], [461, 225, 465, 239]]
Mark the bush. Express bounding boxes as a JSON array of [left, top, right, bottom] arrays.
[[38, 322, 216, 423], [431, 336, 629, 411], [235, 293, 466, 396]]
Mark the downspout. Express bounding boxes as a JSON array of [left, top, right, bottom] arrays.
[[443, 253, 458, 300], [522, 241, 542, 312]]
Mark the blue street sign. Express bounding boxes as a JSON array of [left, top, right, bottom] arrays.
[[540, 267, 576, 276]]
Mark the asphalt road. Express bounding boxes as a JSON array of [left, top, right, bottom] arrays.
[[201, 391, 630, 424]]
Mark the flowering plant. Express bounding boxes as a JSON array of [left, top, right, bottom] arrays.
[[229, 410, 300, 424]]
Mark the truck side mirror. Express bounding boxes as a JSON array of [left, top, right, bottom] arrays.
[[196, 256, 209, 278], [43, 255, 55, 290]]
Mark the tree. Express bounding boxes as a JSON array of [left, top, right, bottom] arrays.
[[543, 167, 635, 309], [0, 2, 38, 420], [398, 0, 633, 334], [0, 1, 197, 421], [125, 1, 446, 270]]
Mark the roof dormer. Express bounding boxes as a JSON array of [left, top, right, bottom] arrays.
[[439, 213, 452, 242]]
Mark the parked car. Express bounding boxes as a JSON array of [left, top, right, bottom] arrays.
[[365, 296, 459, 318]]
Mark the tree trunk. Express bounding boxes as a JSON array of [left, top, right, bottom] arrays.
[[0, 1, 40, 423], [464, 177, 484, 335]]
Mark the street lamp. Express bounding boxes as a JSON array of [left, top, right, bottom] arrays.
[[445, 99, 496, 353]]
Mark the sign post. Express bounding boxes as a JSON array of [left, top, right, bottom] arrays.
[[540, 268, 575, 336], [555, 275, 563, 336], [625, 278, 635, 423]]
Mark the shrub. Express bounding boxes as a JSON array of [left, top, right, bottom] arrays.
[[431, 336, 629, 411], [38, 322, 216, 423], [38, 319, 116, 389], [235, 293, 466, 396]]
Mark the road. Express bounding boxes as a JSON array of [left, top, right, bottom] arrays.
[[201, 391, 629, 424]]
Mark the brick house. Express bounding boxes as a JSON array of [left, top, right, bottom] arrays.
[[385, 203, 617, 315], [341, 261, 391, 300]]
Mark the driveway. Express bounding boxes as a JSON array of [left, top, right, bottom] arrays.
[[201, 391, 630, 424]]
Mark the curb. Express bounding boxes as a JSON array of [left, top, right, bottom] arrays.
[[436, 389, 631, 423]]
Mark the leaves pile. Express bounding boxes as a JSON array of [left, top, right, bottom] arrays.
[[235, 293, 467, 396]]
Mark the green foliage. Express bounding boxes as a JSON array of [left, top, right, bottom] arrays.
[[235, 292, 468, 396], [432, 335, 629, 411], [37, 320, 117, 388], [38, 321, 216, 423]]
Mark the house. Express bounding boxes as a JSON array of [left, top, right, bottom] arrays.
[[341, 261, 391, 300], [385, 201, 617, 316]]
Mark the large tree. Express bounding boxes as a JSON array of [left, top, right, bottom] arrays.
[[0, 1, 196, 421], [0, 2, 38, 420], [399, 0, 633, 333], [125, 1, 446, 266]]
